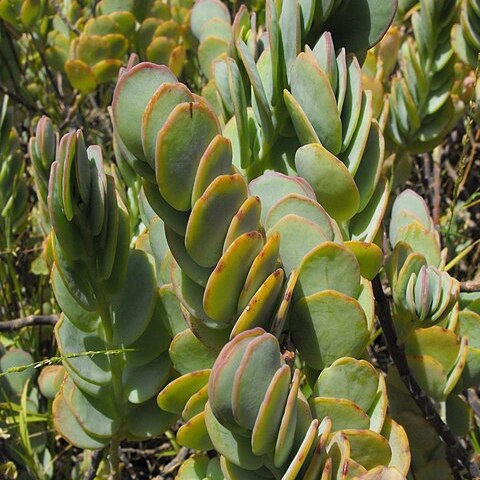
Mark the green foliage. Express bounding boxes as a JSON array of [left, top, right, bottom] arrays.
[[47, 129, 176, 471], [0, 96, 28, 250]]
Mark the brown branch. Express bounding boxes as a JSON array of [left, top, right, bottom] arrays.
[[460, 281, 480, 293], [372, 276, 479, 480], [162, 447, 189, 475], [0, 315, 59, 332]]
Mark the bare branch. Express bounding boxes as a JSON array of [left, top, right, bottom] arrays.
[[0, 315, 59, 332], [162, 447, 189, 475]]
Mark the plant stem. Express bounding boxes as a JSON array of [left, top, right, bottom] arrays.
[[108, 440, 121, 480], [95, 285, 125, 479]]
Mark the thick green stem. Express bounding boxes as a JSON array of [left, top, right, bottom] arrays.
[[91, 277, 125, 479], [108, 439, 121, 480]]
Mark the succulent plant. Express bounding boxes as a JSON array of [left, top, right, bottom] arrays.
[[195, 3, 393, 256], [387, 369, 456, 480], [135, 0, 194, 77], [386, 0, 459, 159], [190, 0, 231, 80], [387, 190, 460, 338], [47, 129, 176, 475], [46, 0, 194, 94], [29, 116, 57, 235], [64, 16, 129, 93], [0, 347, 57, 480], [162, 329, 410, 478], [109, 41, 416, 480], [0, 96, 28, 251], [0, 0, 44, 31], [1, 0, 480, 477], [385, 188, 474, 436], [456, 294, 480, 391], [452, 0, 480, 68]]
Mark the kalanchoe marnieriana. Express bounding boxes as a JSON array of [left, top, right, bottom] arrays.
[[387, 189, 459, 337], [452, 0, 480, 68], [47, 131, 176, 475], [386, 0, 459, 158], [0, 0, 44, 32], [188, 329, 410, 479], [111, 61, 289, 345], [46, 0, 193, 94], [111, 55, 393, 474], [455, 294, 480, 392], [111, 59, 382, 365], [387, 189, 468, 402], [204, 13, 391, 250], [29, 116, 57, 235]]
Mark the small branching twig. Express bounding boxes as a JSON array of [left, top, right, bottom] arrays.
[[460, 281, 480, 293], [162, 447, 189, 475], [0, 314, 59, 332], [372, 276, 479, 480]]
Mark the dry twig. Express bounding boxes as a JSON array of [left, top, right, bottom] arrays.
[[0, 315, 59, 332]]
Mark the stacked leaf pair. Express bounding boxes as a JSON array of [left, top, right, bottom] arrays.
[[112, 61, 288, 343], [29, 116, 57, 235], [171, 330, 410, 479], [190, 0, 232, 80], [387, 0, 459, 155], [204, 7, 390, 250], [0, 0, 44, 31], [48, 0, 193, 94], [453, 0, 480, 68], [48, 129, 176, 450], [387, 190, 467, 401]]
